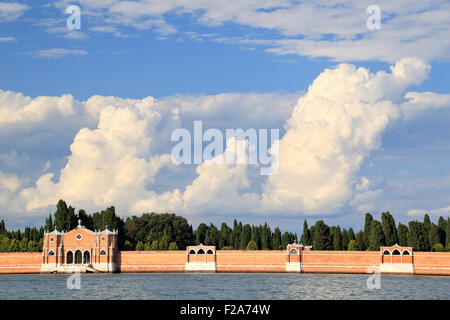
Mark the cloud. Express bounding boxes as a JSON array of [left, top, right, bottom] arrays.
[[260, 58, 430, 215], [407, 206, 450, 217], [0, 2, 29, 21], [35, 48, 88, 58], [401, 92, 450, 121], [0, 35, 15, 42], [1, 58, 448, 222], [51, 0, 450, 62]]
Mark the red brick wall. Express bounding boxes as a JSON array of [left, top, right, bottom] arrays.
[[413, 252, 450, 275], [117, 251, 186, 273], [216, 250, 286, 272], [302, 251, 380, 274], [0, 252, 42, 274]]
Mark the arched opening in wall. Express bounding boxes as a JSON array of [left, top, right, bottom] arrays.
[[100, 250, 106, 256], [197, 249, 205, 255], [83, 251, 90, 264], [66, 251, 73, 264], [75, 250, 82, 264], [189, 249, 196, 254], [383, 250, 390, 255], [289, 249, 299, 255], [392, 249, 401, 255], [206, 249, 214, 254], [48, 251, 55, 256], [403, 250, 410, 256]]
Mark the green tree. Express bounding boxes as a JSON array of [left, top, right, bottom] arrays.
[[159, 230, 170, 250], [347, 239, 357, 251], [347, 228, 356, 241], [300, 220, 311, 245], [363, 213, 373, 249], [428, 224, 441, 249], [381, 211, 398, 246], [433, 243, 445, 252], [281, 232, 291, 249], [135, 241, 144, 251], [246, 240, 258, 250], [447, 218, 450, 248], [219, 223, 231, 249], [313, 220, 332, 250], [239, 224, 252, 250], [357, 231, 365, 250], [422, 214, 431, 251], [333, 226, 343, 251], [44, 214, 53, 232], [397, 223, 409, 246], [272, 227, 282, 250], [342, 229, 349, 251], [408, 221, 426, 251], [251, 226, 261, 250], [168, 241, 179, 250], [150, 240, 159, 251], [123, 240, 134, 250], [437, 216, 447, 246], [369, 220, 385, 251], [261, 223, 272, 250]]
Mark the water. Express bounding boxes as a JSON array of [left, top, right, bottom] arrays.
[[0, 273, 448, 300]]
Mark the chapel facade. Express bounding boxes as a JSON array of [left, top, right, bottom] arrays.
[[40, 220, 118, 273]]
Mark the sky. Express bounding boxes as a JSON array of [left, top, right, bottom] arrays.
[[0, 0, 449, 233]]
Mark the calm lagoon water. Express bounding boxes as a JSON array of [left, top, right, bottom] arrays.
[[0, 273, 449, 300]]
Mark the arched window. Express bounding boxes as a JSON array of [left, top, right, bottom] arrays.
[[48, 251, 55, 256], [189, 249, 196, 254], [383, 250, 390, 255], [392, 249, 401, 255], [75, 250, 82, 264], [197, 248, 205, 254], [66, 251, 73, 264], [206, 249, 214, 254], [402, 250, 410, 256], [289, 249, 299, 255], [100, 250, 107, 255], [83, 251, 90, 264]]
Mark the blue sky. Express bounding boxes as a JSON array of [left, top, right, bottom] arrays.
[[0, 1, 450, 232]]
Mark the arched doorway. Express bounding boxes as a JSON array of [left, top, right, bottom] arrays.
[[83, 251, 90, 264], [66, 251, 73, 264], [197, 248, 205, 262], [74, 250, 82, 264]]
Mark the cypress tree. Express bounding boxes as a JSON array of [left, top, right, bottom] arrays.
[[408, 221, 426, 251], [209, 224, 219, 247], [281, 232, 291, 249], [300, 220, 311, 245], [422, 214, 431, 251], [239, 224, 252, 250], [272, 227, 282, 250], [313, 220, 332, 250], [446, 218, 450, 248], [428, 224, 440, 249], [363, 213, 373, 249], [251, 226, 261, 250], [369, 220, 385, 251], [333, 226, 343, 250], [0, 220, 5, 235], [397, 223, 409, 246], [195, 223, 208, 245], [437, 216, 447, 246], [381, 211, 398, 246], [342, 228, 349, 251], [347, 228, 356, 241], [219, 223, 230, 249], [54, 199, 69, 232]]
